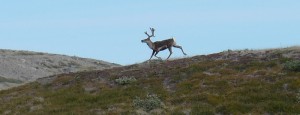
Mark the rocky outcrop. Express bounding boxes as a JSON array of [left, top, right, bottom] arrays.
[[0, 49, 120, 90]]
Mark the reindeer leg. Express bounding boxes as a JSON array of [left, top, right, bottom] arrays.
[[166, 47, 173, 60], [154, 51, 162, 60], [173, 45, 187, 55], [149, 50, 155, 60]]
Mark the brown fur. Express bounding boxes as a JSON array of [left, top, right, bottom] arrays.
[[153, 39, 174, 51]]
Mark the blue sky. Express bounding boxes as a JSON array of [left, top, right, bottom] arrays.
[[0, 1, 299, 65]]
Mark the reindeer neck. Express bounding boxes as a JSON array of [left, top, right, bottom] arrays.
[[146, 40, 155, 50]]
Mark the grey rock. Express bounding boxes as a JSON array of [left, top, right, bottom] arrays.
[[0, 49, 120, 90]]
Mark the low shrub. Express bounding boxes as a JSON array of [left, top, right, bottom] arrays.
[[284, 60, 300, 72], [133, 94, 163, 112], [115, 76, 137, 85]]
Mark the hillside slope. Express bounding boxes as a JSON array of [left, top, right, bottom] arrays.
[[0, 47, 300, 114], [0, 49, 120, 90]]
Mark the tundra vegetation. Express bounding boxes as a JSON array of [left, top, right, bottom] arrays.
[[0, 47, 300, 114]]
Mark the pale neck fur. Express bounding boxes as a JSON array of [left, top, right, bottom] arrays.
[[145, 40, 155, 50]]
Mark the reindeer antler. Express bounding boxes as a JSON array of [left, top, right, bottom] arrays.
[[150, 28, 155, 37], [145, 27, 155, 38]]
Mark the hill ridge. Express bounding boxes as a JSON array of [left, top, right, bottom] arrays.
[[37, 46, 300, 87], [0, 49, 120, 90], [1, 46, 300, 114]]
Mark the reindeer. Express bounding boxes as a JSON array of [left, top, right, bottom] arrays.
[[141, 28, 187, 60]]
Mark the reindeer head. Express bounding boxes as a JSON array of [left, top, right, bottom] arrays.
[[141, 28, 155, 43]]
